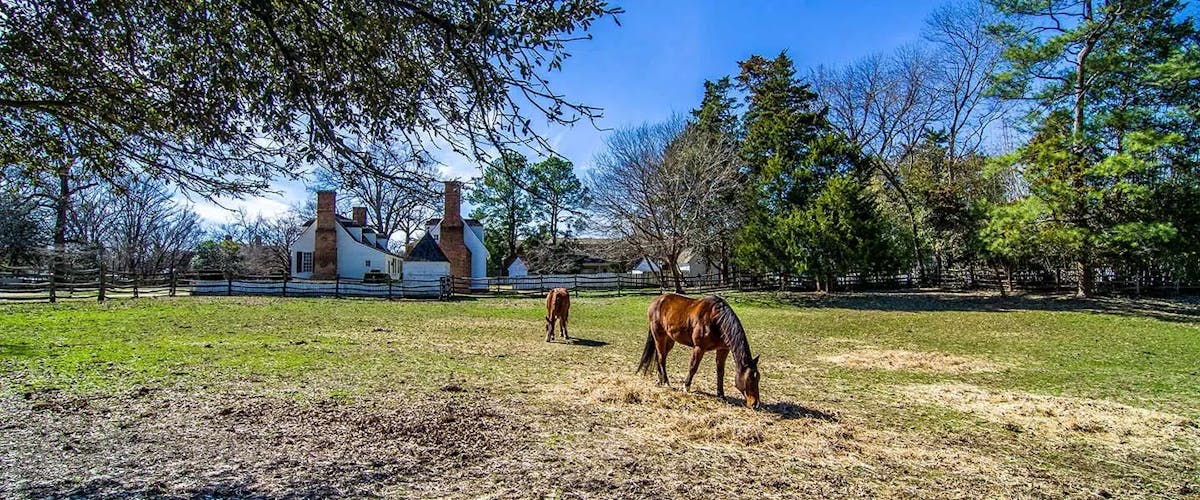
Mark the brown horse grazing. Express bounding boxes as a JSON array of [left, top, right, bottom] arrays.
[[545, 288, 571, 342], [637, 293, 761, 408]]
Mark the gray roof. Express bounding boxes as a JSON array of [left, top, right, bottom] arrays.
[[405, 233, 448, 262], [302, 215, 400, 257]]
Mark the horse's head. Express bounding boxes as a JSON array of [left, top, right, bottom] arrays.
[[735, 355, 761, 409]]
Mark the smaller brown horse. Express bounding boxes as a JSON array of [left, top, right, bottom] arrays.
[[637, 293, 761, 408], [545, 288, 571, 342]]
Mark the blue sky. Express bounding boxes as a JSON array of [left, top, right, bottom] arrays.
[[194, 0, 948, 226]]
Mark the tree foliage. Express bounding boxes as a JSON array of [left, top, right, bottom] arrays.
[[527, 156, 590, 246], [986, 0, 1198, 295], [0, 0, 621, 196]]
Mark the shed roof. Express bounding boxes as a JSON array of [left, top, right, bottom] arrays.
[[405, 233, 449, 262]]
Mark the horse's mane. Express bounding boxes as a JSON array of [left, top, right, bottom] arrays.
[[706, 296, 753, 370]]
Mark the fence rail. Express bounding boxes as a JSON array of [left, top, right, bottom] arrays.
[[2, 266, 1197, 304]]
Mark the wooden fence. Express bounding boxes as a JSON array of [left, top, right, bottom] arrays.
[[2, 266, 1196, 303]]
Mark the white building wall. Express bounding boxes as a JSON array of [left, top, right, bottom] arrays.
[[462, 225, 489, 287], [290, 225, 317, 279]]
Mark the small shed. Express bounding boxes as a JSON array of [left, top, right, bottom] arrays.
[[403, 233, 451, 280], [505, 255, 529, 278]]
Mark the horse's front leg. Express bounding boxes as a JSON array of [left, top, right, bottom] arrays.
[[560, 317, 570, 340], [715, 348, 729, 398], [684, 347, 705, 393]]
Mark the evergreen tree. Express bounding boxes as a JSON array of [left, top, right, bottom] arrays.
[[792, 175, 902, 291], [0, 191, 45, 267], [989, 0, 1198, 295], [468, 151, 534, 275], [527, 156, 590, 246], [689, 76, 742, 280], [192, 238, 243, 279], [733, 52, 872, 280]]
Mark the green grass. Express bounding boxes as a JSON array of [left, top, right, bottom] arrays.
[[3, 293, 1195, 414], [2, 292, 1198, 496]]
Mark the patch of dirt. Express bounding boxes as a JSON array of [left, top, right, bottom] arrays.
[[0, 389, 582, 498], [904, 383, 1200, 450], [819, 349, 1000, 374]]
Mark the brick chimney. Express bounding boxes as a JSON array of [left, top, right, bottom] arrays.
[[352, 206, 367, 227], [313, 190, 338, 280], [436, 181, 472, 291]]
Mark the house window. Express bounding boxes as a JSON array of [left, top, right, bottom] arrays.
[[365, 259, 372, 268], [300, 252, 314, 273]]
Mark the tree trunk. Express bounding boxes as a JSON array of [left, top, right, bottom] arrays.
[[667, 251, 685, 294], [1076, 258, 1093, 298], [1073, 0, 1095, 142], [550, 204, 559, 246], [53, 169, 70, 277]]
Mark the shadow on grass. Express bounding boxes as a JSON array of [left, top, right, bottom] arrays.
[[564, 338, 609, 348], [758, 401, 840, 421], [728, 291, 1200, 324], [0, 343, 37, 358]]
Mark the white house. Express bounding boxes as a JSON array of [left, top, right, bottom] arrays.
[[675, 248, 713, 277], [290, 191, 402, 280], [397, 181, 489, 291]]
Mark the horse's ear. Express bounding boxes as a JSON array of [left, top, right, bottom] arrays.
[[752, 355, 760, 367]]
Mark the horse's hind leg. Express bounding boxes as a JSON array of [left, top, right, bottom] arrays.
[[560, 315, 570, 340], [654, 336, 673, 386]]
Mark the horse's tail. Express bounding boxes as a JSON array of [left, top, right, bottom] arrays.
[[636, 327, 656, 375]]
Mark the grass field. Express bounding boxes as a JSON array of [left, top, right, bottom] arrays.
[[1, 292, 1198, 498]]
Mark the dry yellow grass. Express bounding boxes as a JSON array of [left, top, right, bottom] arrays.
[[819, 348, 1001, 373], [904, 383, 1200, 451]]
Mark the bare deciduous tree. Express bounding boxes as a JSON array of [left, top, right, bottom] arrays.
[[925, 0, 1008, 170], [590, 118, 740, 293], [814, 47, 941, 278]]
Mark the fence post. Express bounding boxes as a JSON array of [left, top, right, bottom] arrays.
[[617, 273, 623, 296], [335, 275, 340, 298], [97, 262, 106, 302], [539, 275, 545, 293], [227, 275, 233, 296], [387, 278, 392, 300], [48, 269, 57, 303], [132, 274, 139, 299], [169, 270, 177, 297], [282, 277, 288, 298], [574, 275, 579, 293]]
